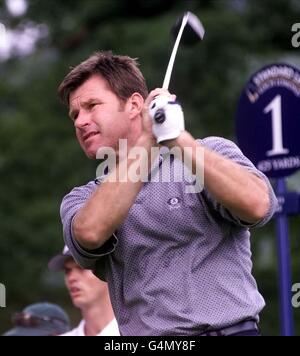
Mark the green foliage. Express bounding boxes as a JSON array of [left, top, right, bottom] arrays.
[[1, 0, 300, 335]]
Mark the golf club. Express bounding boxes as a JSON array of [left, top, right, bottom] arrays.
[[163, 11, 205, 90], [150, 11, 205, 125]]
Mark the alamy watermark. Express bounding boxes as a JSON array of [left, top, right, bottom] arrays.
[[0, 22, 7, 47], [0, 283, 6, 308], [0, 23, 5, 36], [292, 283, 300, 308], [291, 23, 300, 48], [95, 140, 204, 194]]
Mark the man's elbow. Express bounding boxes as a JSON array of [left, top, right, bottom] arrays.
[[249, 192, 270, 223], [73, 222, 104, 251]]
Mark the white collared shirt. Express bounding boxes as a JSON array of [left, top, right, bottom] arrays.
[[61, 318, 120, 336]]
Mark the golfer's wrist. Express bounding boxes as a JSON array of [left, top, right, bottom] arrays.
[[161, 130, 191, 149]]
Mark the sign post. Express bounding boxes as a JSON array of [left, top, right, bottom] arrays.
[[275, 178, 293, 336], [236, 63, 300, 336]]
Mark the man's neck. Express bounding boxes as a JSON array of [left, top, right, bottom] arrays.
[[81, 297, 115, 336], [116, 123, 143, 163]]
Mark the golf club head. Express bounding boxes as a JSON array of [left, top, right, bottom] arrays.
[[171, 11, 205, 46]]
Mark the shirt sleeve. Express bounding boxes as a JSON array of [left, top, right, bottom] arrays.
[[60, 180, 118, 270], [200, 137, 278, 228]]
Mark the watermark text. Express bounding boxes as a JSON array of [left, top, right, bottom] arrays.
[[96, 140, 204, 194], [291, 23, 300, 48], [0, 283, 6, 308], [292, 283, 300, 308]]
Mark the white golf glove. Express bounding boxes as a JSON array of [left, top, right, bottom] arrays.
[[149, 95, 185, 144]]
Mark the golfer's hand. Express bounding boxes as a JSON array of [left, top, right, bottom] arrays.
[[142, 89, 171, 145], [143, 89, 177, 143], [147, 89, 184, 145]]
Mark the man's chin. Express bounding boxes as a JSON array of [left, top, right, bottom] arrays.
[[85, 151, 96, 159], [80, 141, 99, 159], [84, 143, 119, 160], [83, 145, 98, 159], [72, 298, 85, 309], [85, 143, 111, 160]]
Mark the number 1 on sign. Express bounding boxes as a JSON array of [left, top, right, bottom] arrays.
[[264, 95, 289, 157]]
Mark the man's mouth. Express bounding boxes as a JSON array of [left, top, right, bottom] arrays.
[[70, 287, 81, 296], [83, 131, 99, 142]]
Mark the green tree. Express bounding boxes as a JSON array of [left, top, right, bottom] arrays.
[[1, 0, 300, 335]]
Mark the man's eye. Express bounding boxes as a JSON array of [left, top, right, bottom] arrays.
[[70, 113, 78, 122], [88, 103, 97, 110]]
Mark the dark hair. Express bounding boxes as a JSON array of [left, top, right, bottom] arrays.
[[58, 51, 148, 106]]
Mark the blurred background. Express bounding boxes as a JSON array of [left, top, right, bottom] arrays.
[[1, 0, 300, 335]]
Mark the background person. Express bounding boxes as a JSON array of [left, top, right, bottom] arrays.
[[2, 302, 71, 336], [48, 246, 119, 336]]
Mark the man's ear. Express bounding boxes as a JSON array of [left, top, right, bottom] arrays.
[[127, 93, 144, 119]]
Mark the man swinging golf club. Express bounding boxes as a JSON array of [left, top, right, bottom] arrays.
[[58, 12, 277, 336]]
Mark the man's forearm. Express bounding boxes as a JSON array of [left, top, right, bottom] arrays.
[[73, 135, 156, 250], [170, 131, 270, 224]]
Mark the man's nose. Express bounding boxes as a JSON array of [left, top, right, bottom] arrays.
[[66, 269, 79, 283], [74, 111, 90, 129]]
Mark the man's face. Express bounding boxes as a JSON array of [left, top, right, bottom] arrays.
[[69, 74, 132, 158], [64, 258, 108, 309]]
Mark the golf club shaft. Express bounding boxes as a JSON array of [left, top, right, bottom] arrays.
[[162, 13, 189, 90]]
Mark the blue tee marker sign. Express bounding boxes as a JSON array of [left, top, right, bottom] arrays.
[[236, 63, 300, 178], [236, 63, 300, 336]]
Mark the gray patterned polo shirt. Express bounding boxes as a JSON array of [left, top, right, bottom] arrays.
[[61, 137, 277, 336]]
